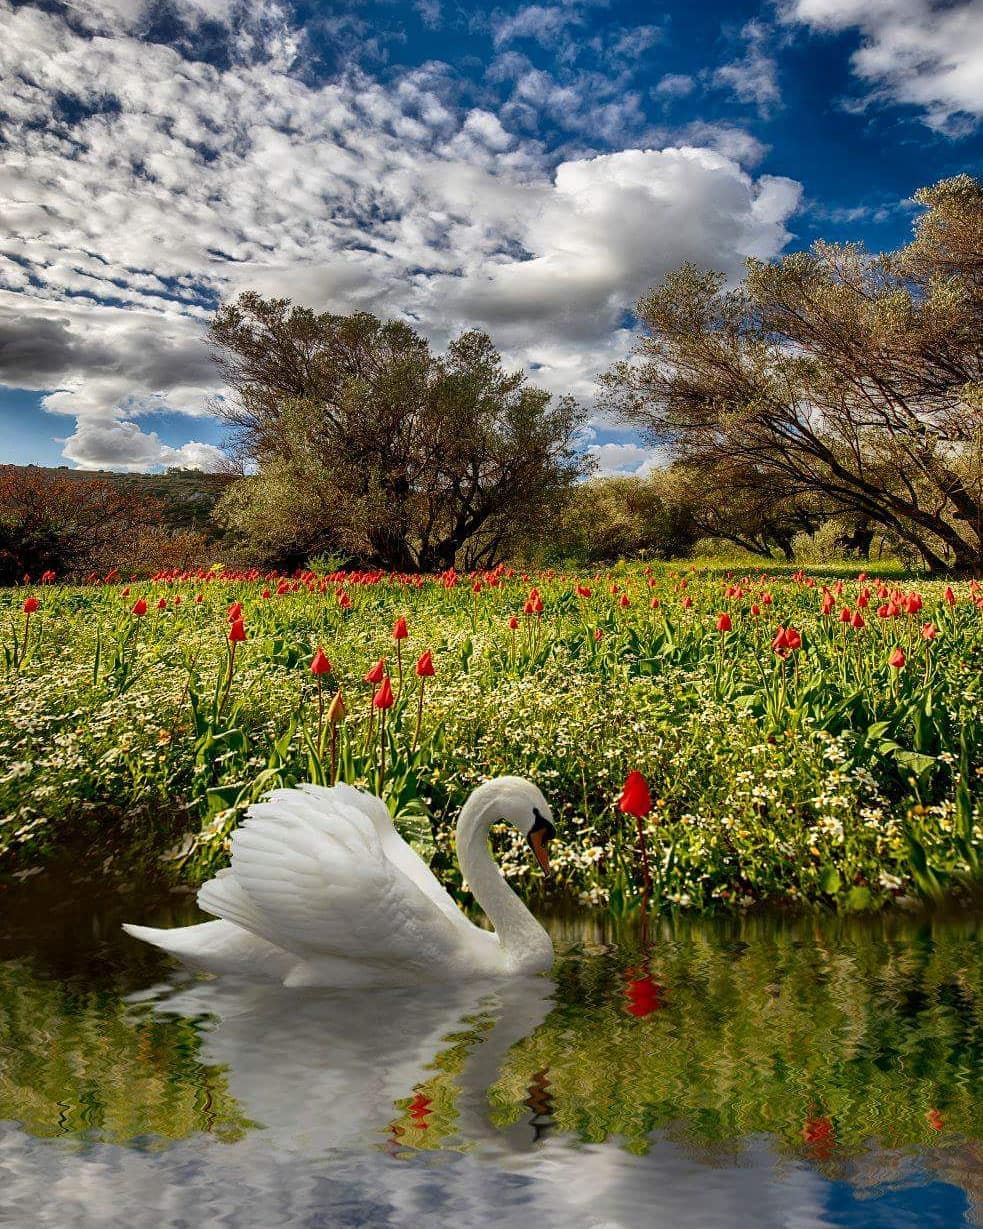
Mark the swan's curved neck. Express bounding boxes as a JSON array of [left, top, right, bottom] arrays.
[[456, 789, 550, 966]]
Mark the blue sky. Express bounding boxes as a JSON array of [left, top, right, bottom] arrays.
[[0, 0, 980, 475]]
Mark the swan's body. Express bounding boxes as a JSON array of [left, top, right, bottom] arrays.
[[123, 776, 555, 986]]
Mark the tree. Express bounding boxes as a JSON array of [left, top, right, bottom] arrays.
[[0, 466, 209, 582], [209, 294, 588, 570], [599, 176, 983, 574]]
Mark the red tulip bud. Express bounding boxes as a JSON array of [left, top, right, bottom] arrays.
[[392, 616, 408, 641], [364, 658, 386, 685], [228, 618, 247, 643], [716, 612, 732, 632], [22, 596, 39, 614], [415, 650, 435, 677], [889, 647, 906, 669], [311, 646, 332, 675], [373, 676, 394, 709], [618, 770, 652, 819], [132, 599, 147, 616]]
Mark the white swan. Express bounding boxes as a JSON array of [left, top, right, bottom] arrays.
[[123, 776, 556, 987]]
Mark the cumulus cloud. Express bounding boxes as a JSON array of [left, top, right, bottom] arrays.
[[781, 0, 983, 132], [588, 441, 662, 476], [0, 0, 801, 469], [61, 418, 228, 472]]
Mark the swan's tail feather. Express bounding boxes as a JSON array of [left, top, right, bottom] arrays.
[[122, 919, 295, 979]]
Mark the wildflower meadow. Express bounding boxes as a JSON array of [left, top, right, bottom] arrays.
[[2, 561, 980, 914]]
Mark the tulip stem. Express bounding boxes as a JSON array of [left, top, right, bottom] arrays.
[[379, 709, 387, 792], [412, 678, 425, 754], [218, 640, 236, 715], [330, 723, 338, 786], [316, 677, 324, 753]]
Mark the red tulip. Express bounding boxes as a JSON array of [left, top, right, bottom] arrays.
[[228, 618, 247, 643], [649, 597, 659, 610], [593, 627, 603, 640], [132, 599, 147, 616], [311, 646, 332, 675], [415, 650, 435, 677], [839, 606, 851, 623], [889, 647, 906, 668], [392, 616, 408, 641], [364, 658, 386, 685], [508, 615, 520, 630], [619, 594, 630, 608], [716, 612, 732, 632], [227, 602, 243, 621], [22, 596, 39, 614], [373, 676, 394, 709], [944, 586, 956, 606], [922, 622, 937, 641], [618, 770, 652, 819], [681, 596, 693, 608], [850, 611, 865, 629], [157, 598, 168, 611]]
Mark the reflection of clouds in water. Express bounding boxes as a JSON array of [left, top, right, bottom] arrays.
[[0, 976, 835, 1228]]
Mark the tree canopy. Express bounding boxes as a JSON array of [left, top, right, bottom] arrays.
[[599, 175, 982, 574], [210, 295, 588, 570]]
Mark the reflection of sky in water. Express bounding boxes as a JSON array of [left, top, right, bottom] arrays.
[[0, 904, 978, 1228]]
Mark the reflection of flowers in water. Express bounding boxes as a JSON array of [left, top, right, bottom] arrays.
[[525, 1068, 555, 1142], [623, 970, 665, 1018], [802, 1114, 835, 1161]]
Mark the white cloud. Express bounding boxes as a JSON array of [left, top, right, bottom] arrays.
[[713, 21, 781, 118], [61, 418, 228, 472], [781, 0, 983, 132], [588, 441, 662, 476], [0, 1, 801, 470], [655, 74, 696, 99]]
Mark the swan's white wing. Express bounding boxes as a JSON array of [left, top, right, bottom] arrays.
[[197, 786, 466, 967], [298, 783, 474, 933]]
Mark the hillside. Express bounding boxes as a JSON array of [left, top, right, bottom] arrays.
[[10, 465, 233, 534]]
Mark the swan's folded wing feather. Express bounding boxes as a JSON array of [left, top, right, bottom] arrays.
[[298, 782, 473, 933], [205, 788, 463, 966]]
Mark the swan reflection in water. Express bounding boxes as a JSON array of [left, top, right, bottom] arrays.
[[77, 971, 829, 1229], [153, 973, 558, 1156]]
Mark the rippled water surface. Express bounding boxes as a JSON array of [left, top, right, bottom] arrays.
[[0, 877, 980, 1228]]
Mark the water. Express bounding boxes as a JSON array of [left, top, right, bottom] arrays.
[[0, 876, 979, 1228]]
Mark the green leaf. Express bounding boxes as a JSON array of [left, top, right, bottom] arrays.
[[845, 885, 872, 911], [819, 866, 841, 895]]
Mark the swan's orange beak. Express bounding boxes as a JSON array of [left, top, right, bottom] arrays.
[[528, 826, 552, 877], [527, 809, 555, 878]]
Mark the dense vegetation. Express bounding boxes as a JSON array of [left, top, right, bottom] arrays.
[[2, 563, 979, 914]]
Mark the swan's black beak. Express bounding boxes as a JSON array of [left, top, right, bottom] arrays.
[[527, 808, 555, 878]]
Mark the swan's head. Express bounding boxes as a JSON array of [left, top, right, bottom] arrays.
[[479, 776, 556, 877]]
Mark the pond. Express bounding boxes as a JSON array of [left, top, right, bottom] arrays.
[[0, 877, 979, 1228]]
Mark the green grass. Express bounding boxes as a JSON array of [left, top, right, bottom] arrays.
[[1, 561, 980, 914]]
